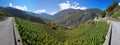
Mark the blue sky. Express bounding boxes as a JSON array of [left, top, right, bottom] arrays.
[[0, 0, 120, 15]]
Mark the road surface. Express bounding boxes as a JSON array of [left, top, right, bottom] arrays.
[[0, 17, 15, 45], [110, 21, 120, 45]]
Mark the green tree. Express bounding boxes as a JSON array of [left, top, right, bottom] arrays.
[[100, 11, 106, 17], [106, 0, 118, 16], [106, 1, 118, 11]]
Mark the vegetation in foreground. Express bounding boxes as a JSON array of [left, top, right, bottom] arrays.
[[0, 9, 7, 21], [15, 18, 109, 45], [112, 12, 120, 19]]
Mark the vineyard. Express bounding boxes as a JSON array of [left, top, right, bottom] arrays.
[[15, 18, 109, 45]]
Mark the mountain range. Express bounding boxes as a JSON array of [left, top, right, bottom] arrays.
[[0, 6, 101, 27], [1, 7, 52, 24], [52, 8, 101, 27], [37, 13, 52, 19]]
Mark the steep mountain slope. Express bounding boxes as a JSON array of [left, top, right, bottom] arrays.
[[106, 1, 120, 16], [52, 9, 77, 23], [0, 7, 67, 30], [0, 7, 7, 21], [2, 7, 51, 24], [52, 8, 101, 26]]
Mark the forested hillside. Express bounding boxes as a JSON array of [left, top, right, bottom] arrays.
[[101, 1, 120, 19]]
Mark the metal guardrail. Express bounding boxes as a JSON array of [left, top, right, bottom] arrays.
[[12, 17, 23, 45]]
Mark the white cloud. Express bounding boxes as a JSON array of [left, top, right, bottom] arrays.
[[15, 6, 28, 11], [50, 11, 58, 15], [9, 3, 28, 11], [71, 2, 79, 8], [9, 3, 12, 7], [119, 3, 120, 6], [33, 9, 46, 13], [33, 9, 57, 15], [74, 7, 87, 10], [59, 1, 87, 10], [59, 1, 70, 10]]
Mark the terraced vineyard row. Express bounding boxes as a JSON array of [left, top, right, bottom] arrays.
[[15, 18, 109, 45]]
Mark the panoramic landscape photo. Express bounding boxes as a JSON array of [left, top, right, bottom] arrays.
[[0, 0, 120, 45]]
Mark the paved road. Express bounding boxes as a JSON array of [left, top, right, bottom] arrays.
[[110, 21, 120, 45], [0, 17, 15, 45]]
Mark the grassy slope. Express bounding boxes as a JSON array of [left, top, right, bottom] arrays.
[[15, 18, 109, 45], [0, 9, 6, 16], [0, 9, 7, 21], [112, 12, 120, 19]]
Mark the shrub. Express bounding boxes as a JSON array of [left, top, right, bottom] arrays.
[[112, 12, 120, 19]]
